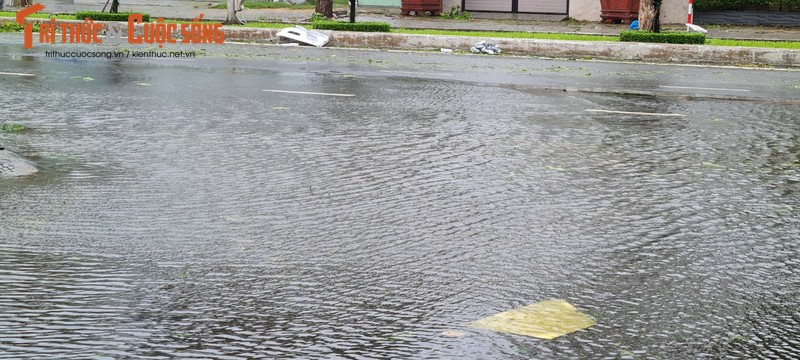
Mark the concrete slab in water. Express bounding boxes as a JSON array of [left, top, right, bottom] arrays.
[[0, 149, 38, 177]]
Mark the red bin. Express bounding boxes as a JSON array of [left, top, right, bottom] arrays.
[[402, 0, 442, 16], [600, 0, 640, 23]]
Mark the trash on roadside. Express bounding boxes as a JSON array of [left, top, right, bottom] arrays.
[[441, 48, 454, 53], [686, 23, 708, 33], [441, 330, 467, 337], [470, 41, 501, 55], [470, 299, 595, 340], [276, 25, 329, 47], [629, 20, 639, 30]]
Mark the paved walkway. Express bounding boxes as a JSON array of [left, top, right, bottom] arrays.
[[6, 0, 800, 41]]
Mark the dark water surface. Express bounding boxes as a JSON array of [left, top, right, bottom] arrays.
[[1, 43, 799, 358]]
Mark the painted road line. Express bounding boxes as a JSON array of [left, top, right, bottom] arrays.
[[659, 85, 750, 92], [380, 70, 454, 77], [586, 109, 686, 117], [0, 72, 35, 77], [263, 89, 355, 97]]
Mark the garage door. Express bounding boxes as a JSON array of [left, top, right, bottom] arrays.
[[463, 0, 567, 14]]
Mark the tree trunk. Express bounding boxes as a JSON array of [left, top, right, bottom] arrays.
[[110, 0, 119, 13], [11, 0, 32, 7], [315, 0, 333, 19], [638, 0, 661, 32], [225, 0, 246, 24]]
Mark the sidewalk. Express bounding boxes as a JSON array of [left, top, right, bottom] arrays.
[[7, 0, 800, 41]]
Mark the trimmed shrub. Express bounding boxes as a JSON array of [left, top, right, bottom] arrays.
[[74, 11, 151, 22], [311, 20, 390, 32], [620, 31, 706, 45]]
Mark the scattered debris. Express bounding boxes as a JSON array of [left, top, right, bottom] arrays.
[[471, 41, 501, 55], [441, 48, 453, 53], [471, 299, 595, 339], [686, 23, 708, 33], [0, 149, 38, 177], [277, 26, 329, 47], [441, 330, 467, 337]]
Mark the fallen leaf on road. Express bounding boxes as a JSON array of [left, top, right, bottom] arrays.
[[471, 299, 595, 340]]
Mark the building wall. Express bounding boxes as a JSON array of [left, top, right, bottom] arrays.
[[568, 0, 687, 24], [442, 0, 461, 12], [359, 0, 402, 6], [381, 0, 687, 24]]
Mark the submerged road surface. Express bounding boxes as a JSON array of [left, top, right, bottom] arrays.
[[1, 35, 800, 358]]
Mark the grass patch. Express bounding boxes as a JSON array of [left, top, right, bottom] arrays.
[[1, 123, 27, 133], [313, 20, 390, 32], [227, 21, 297, 28], [74, 11, 151, 22], [0, 11, 73, 20], [212, 0, 347, 9], [395, 28, 619, 42], [620, 30, 706, 44], [707, 38, 800, 49]]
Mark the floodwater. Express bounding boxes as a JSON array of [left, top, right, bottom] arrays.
[[1, 42, 799, 359]]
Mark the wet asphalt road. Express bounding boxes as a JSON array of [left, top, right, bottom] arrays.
[[1, 35, 800, 359]]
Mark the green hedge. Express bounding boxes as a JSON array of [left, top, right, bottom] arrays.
[[311, 20, 390, 32], [74, 11, 151, 22], [620, 31, 706, 45]]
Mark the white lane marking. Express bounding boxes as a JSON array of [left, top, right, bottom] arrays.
[[0, 72, 35, 77], [263, 89, 355, 97], [586, 109, 686, 117], [659, 85, 750, 92], [380, 70, 454, 76]]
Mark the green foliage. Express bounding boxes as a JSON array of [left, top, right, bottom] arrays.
[[0, 22, 39, 32], [0, 22, 23, 32], [440, 6, 472, 19], [1, 123, 27, 133], [694, 0, 800, 11], [311, 12, 328, 21], [74, 11, 151, 22], [397, 28, 619, 41], [312, 20, 391, 32], [620, 31, 706, 44]]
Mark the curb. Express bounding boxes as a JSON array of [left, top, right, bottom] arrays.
[[2, 17, 798, 68], [230, 28, 800, 68]]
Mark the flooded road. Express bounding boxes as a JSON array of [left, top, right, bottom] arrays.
[[1, 37, 800, 358]]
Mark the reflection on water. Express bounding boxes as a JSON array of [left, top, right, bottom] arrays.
[[0, 55, 799, 359]]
